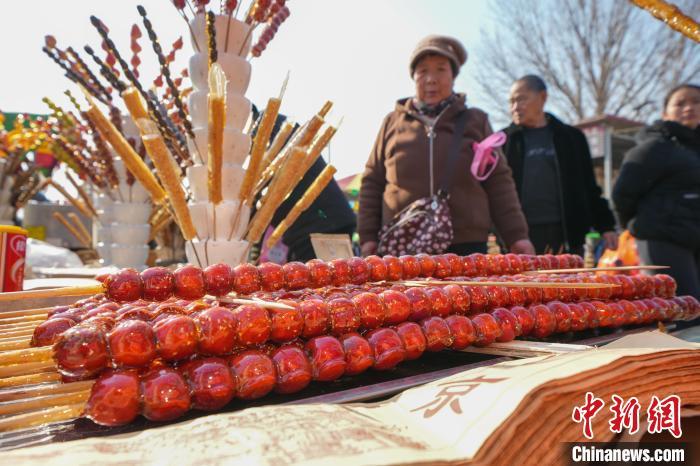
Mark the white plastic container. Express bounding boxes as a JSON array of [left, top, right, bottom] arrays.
[[187, 127, 251, 166], [109, 244, 149, 269], [186, 163, 246, 202], [189, 52, 252, 95], [111, 202, 152, 225], [188, 200, 250, 241], [189, 14, 252, 58], [110, 223, 151, 245], [185, 238, 249, 268], [188, 91, 251, 132]]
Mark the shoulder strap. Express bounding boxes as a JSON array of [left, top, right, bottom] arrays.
[[438, 110, 469, 194]]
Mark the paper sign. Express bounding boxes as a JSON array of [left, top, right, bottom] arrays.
[[310, 233, 354, 260]]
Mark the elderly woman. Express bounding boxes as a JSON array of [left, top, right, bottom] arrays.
[[358, 35, 534, 256], [613, 84, 700, 299]]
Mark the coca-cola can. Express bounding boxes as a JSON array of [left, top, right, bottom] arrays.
[[0, 226, 27, 292]]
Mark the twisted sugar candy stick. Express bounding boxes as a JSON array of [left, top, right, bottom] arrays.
[[208, 63, 226, 206], [83, 91, 166, 204]]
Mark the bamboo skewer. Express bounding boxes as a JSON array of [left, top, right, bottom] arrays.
[[0, 314, 49, 325], [0, 340, 31, 352], [0, 329, 35, 340], [0, 402, 84, 432], [0, 390, 91, 417], [0, 372, 61, 389], [0, 347, 52, 367], [0, 361, 56, 379], [0, 321, 40, 331], [400, 279, 619, 289], [525, 265, 670, 275], [0, 285, 104, 303], [48, 179, 94, 220], [0, 380, 94, 403], [0, 308, 50, 320]]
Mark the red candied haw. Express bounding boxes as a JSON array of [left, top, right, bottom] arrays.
[[298, 299, 329, 337], [153, 315, 198, 361], [329, 258, 352, 286], [258, 262, 285, 291], [141, 267, 175, 301], [269, 303, 304, 343], [444, 284, 470, 314], [115, 306, 150, 322], [486, 286, 510, 308], [541, 254, 558, 270], [232, 304, 270, 346], [529, 304, 557, 338], [108, 320, 157, 368], [444, 315, 475, 349], [366, 328, 405, 370], [507, 286, 527, 308], [340, 333, 374, 375], [84, 302, 119, 318], [442, 253, 463, 276], [615, 275, 637, 300], [657, 274, 677, 297], [351, 292, 386, 330], [466, 286, 489, 313], [307, 259, 333, 288], [420, 316, 454, 351], [347, 257, 370, 285], [327, 297, 361, 335], [669, 297, 688, 320], [399, 255, 421, 279], [432, 255, 452, 278], [566, 303, 587, 331], [181, 357, 236, 411], [547, 301, 572, 333], [365, 255, 388, 282], [590, 301, 614, 327], [556, 277, 577, 303], [633, 275, 653, 299], [404, 287, 433, 321], [48, 305, 71, 318], [105, 268, 143, 303], [395, 321, 427, 360], [495, 254, 511, 275], [492, 308, 521, 342], [31, 318, 75, 347], [229, 350, 276, 399], [141, 368, 190, 421], [151, 303, 187, 321], [642, 298, 663, 323], [173, 265, 205, 300], [651, 297, 673, 321], [518, 254, 537, 272], [305, 335, 346, 382], [272, 345, 312, 394], [505, 253, 523, 274], [233, 263, 261, 295], [471, 313, 502, 346], [510, 306, 535, 336], [54, 326, 109, 379], [424, 287, 452, 318], [282, 261, 311, 290], [202, 263, 234, 297], [81, 316, 116, 332], [415, 254, 436, 277], [618, 300, 641, 326], [578, 301, 600, 328], [461, 255, 478, 277], [185, 301, 208, 314], [539, 278, 560, 303], [607, 302, 627, 327], [599, 275, 617, 300], [382, 256, 403, 281], [682, 296, 700, 320], [380, 289, 412, 324], [86, 369, 141, 426]]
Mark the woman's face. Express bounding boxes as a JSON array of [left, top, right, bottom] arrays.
[[663, 87, 700, 129], [413, 54, 454, 105]]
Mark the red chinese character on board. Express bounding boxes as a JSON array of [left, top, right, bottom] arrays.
[[609, 394, 641, 434], [572, 392, 605, 439], [647, 395, 682, 438]]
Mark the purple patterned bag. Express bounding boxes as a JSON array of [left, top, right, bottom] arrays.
[[376, 111, 469, 256], [377, 194, 453, 255]]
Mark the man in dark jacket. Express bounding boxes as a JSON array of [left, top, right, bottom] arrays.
[[501, 75, 617, 255]]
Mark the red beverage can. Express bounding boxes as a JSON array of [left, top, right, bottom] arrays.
[[0, 226, 28, 292]]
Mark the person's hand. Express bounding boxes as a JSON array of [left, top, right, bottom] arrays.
[[602, 231, 619, 251], [361, 241, 378, 257], [510, 238, 536, 255]]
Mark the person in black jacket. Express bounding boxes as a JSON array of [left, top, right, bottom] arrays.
[[501, 75, 617, 255], [613, 84, 700, 299]]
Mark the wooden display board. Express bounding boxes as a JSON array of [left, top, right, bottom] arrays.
[[310, 233, 354, 261]]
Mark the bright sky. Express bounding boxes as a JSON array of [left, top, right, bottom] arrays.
[[0, 0, 495, 180]]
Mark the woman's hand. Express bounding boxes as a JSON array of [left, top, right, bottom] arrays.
[[360, 241, 378, 257], [509, 238, 536, 255]]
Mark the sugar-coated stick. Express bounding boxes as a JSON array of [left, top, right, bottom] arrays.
[[246, 147, 307, 243], [318, 100, 333, 118], [0, 403, 85, 432], [53, 212, 91, 248], [297, 125, 337, 185], [239, 96, 281, 206], [260, 121, 294, 174], [266, 165, 337, 248], [67, 212, 93, 246], [83, 91, 166, 204], [0, 372, 62, 389], [122, 87, 149, 120], [208, 64, 226, 205], [137, 119, 198, 241]]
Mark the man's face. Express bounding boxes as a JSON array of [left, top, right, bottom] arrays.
[[413, 54, 454, 105], [509, 81, 547, 127], [663, 87, 700, 130]]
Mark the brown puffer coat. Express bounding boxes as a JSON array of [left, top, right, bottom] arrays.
[[358, 94, 528, 247]]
